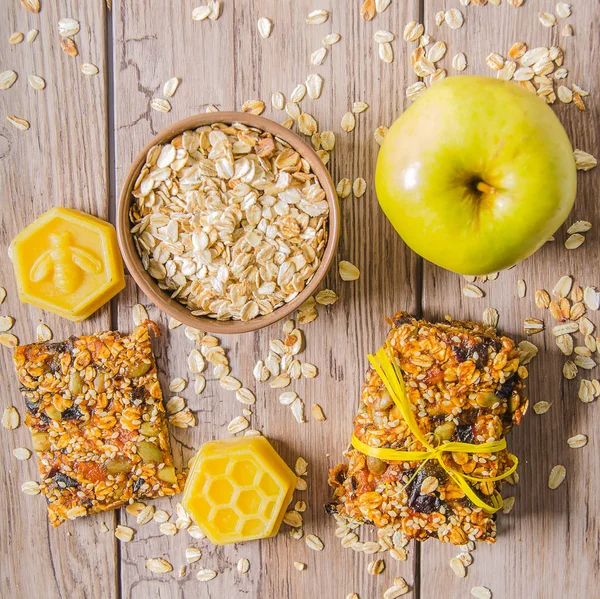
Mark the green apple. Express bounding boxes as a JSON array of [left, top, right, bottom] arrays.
[[375, 76, 577, 275]]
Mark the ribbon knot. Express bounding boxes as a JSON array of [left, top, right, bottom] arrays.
[[351, 346, 518, 514]]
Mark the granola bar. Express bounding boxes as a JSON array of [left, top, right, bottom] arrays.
[[328, 312, 529, 545], [13, 322, 182, 526]]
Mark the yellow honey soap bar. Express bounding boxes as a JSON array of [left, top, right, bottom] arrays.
[[182, 436, 297, 545], [9, 207, 125, 322]]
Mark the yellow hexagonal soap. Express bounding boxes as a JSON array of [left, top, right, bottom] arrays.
[[9, 207, 125, 322], [182, 437, 297, 545]]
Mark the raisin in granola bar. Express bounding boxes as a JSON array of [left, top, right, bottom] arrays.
[[13, 322, 182, 526], [328, 312, 528, 545]]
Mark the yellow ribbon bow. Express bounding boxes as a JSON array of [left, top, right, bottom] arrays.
[[351, 345, 518, 514]]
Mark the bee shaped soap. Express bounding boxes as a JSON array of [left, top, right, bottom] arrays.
[[10, 207, 125, 321]]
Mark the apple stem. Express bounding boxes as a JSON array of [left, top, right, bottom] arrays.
[[476, 181, 495, 194]]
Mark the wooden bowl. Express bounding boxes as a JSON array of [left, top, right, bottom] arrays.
[[117, 112, 340, 334]]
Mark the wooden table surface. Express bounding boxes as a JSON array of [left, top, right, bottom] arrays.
[[0, 1, 598, 598]]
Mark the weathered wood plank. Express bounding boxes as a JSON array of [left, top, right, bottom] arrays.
[[0, 1, 117, 598], [420, 2, 599, 598], [113, 1, 420, 597]]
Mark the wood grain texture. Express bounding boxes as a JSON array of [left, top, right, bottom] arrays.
[[419, 2, 600, 598], [0, 1, 118, 599], [113, 1, 420, 598]]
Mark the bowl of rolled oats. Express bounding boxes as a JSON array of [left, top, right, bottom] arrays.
[[117, 112, 340, 333]]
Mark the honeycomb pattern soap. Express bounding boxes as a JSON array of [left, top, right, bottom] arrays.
[[182, 437, 297, 544]]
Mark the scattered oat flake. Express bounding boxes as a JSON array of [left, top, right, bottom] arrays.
[[20, 0, 40, 13], [163, 77, 180, 98], [463, 284, 484, 299], [374, 30, 394, 43], [352, 101, 369, 114], [315, 289, 338, 305], [306, 9, 329, 25], [403, 21, 424, 42], [185, 547, 202, 563], [151, 98, 171, 113], [539, 12, 556, 27], [374, 126, 388, 145], [548, 465, 566, 489], [36, 323, 52, 341], [556, 2, 571, 18], [132, 303, 149, 326], [0, 316, 14, 332], [353, 178, 367, 198], [60, 38, 78, 56], [192, 5, 211, 20], [228, 415, 249, 434], [294, 561, 306, 571], [339, 260, 360, 281], [0, 71, 18, 90], [567, 433, 587, 448], [58, 18, 80, 37], [21, 481, 40, 495], [257, 17, 272, 39], [306, 74, 323, 100], [533, 401, 551, 415], [146, 557, 173, 574], [552, 275, 573, 298], [197, 569, 217, 582], [7, 116, 30, 131], [322, 33, 340, 46], [306, 534, 324, 551], [13, 447, 31, 460], [311, 403, 326, 421], [471, 587, 492, 599], [573, 150, 597, 171], [452, 53, 467, 72], [2, 406, 20, 430], [81, 63, 99, 76], [9, 32, 24, 45], [337, 178, 351, 199], [517, 279, 526, 298], [565, 233, 584, 249], [311, 47, 327, 66], [379, 42, 394, 64], [445, 9, 464, 29], [242, 99, 265, 115], [361, 0, 376, 21], [341, 112, 356, 132], [450, 557, 466, 578], [115, 525, 134, 542], [208, 0, 221, 20]]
